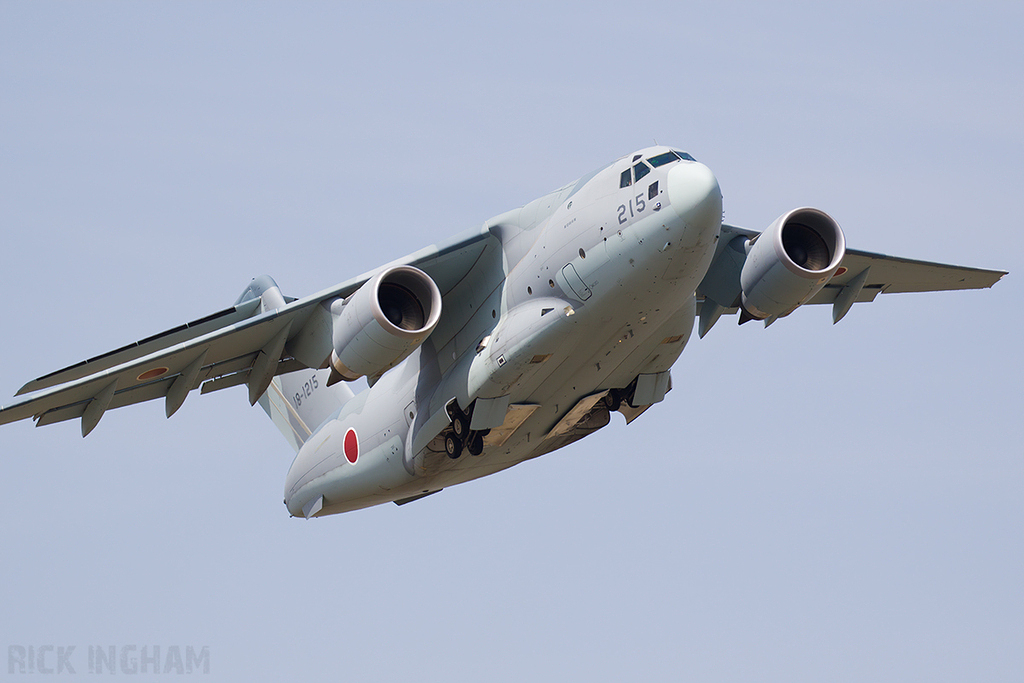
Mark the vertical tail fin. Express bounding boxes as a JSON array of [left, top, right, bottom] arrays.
[[258, 368, 355, 453], [237, 275, 355, 453]]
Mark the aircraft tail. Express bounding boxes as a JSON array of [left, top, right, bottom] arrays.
[[237, 275, 355, 453], [258, 368, 354, 453]]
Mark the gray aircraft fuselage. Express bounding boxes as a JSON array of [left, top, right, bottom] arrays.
[[283, 148, 722, 516]]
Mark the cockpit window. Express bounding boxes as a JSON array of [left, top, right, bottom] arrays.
[[633, 161, 651, 182], [648, 150, 697, 167], [648, 151, 680, 168], [619, 169, 632, 188]]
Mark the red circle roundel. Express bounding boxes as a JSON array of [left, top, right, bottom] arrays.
[[343, 428, 359, 464]]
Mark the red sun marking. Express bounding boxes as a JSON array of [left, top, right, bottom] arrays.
[[136, 367, 169, 381], [834, 266, 848, 277], [344, 428, 359, 464]]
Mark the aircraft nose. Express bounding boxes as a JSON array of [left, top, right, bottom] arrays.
[[667, 160, 722, 231]]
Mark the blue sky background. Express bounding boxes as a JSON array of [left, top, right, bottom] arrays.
[[1, 2, 1021, 681]]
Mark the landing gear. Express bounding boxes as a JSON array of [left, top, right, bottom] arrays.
[[448, 401, 471, 439], [451, 411, 470, 439], [467, 430, 486, 456], [445, 401, 487, 458], [444, 433, 463, 459], [604, 389, 623, 412]]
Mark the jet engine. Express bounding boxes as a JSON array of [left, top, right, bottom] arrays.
[[329, 265, 442, 382], [739, 207, 845, 320]]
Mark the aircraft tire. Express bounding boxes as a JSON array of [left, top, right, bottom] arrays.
[[445, 433, 463, 459], [604, 391, 622, 412], [451, 411, 469, 439], [467, 432, 484, 456]]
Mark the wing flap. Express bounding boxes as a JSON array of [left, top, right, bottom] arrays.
[[30, 357, 312, 429], [199, 358, 306, 395], [36, 377, 174, 427]]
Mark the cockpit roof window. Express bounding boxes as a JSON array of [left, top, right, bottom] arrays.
[[633, 161, 651, 182]]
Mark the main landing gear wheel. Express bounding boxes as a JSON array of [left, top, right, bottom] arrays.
[[452, 403, 471, 440], [444, 433, 463, 459], [467, 431, 485, 456], [451, 411, 470, 439], [604, 389, 623, 412]]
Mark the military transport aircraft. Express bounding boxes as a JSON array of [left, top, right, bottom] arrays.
[[0, 147, 1006, 518]]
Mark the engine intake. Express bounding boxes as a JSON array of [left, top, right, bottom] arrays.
[[740, 207, 845, 319], [330, 266, 442, 382]]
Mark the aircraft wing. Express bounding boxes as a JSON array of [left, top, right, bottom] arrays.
[[0, 226, 498, 435], [698, 224, 1006, 324], [806, 249, 1006, 297]]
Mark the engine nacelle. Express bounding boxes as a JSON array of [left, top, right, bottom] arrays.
[[330, 266, 442, 382], [740, 207, 845, 319]]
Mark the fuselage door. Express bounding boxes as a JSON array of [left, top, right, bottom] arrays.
[[561, 263, 592, 300]]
